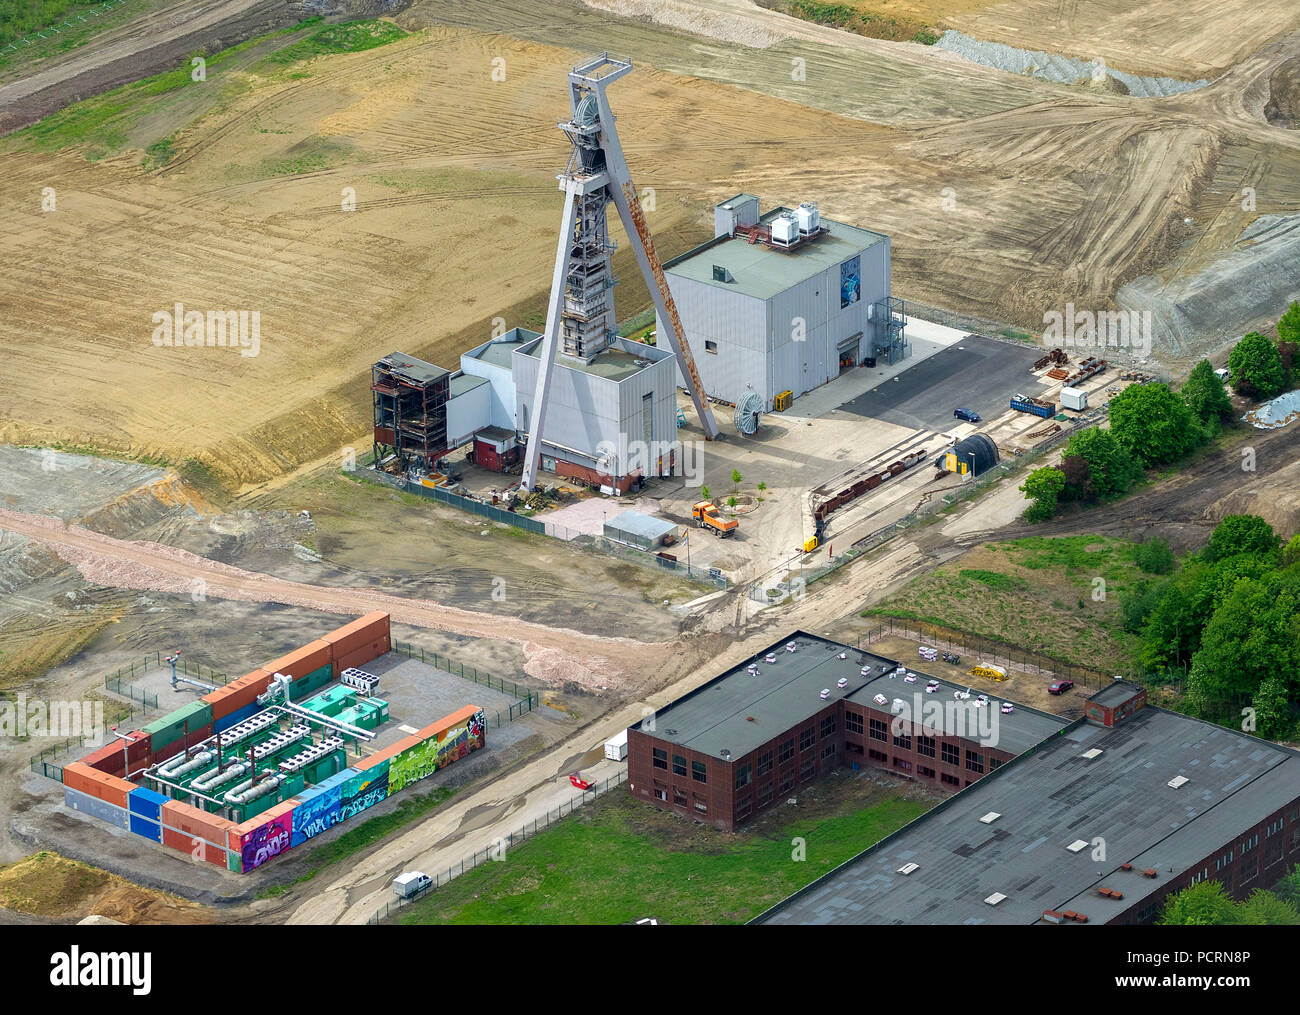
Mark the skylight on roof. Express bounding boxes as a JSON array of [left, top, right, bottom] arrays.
[[979, 812, 1001, 824], [1168, 775, 1189, 789], [897, 863, 919, 875], [1067, 840, 1089, 853], [1081, 748, 1103, 759], [984, 893, 1007, 906]]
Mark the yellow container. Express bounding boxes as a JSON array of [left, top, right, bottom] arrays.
[[802, 536, 819, 553], [774, 390, 793, 412]]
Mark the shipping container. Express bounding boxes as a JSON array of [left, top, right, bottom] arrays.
[[290, 780, 344, 847], [232, 801, 296, 871], [64, 786, 130, 829], [129, 813, 162, 842], [148, 723, 213, 766], [1060, 386, 1088, 411], [128, 786, 169, 822], [321, 612, 390, 654], [142, 701, 214, 754], [333, 641, 389, 677], [415, 704, 485, 741], [62, 763, 135, 808], [288, 663, 333, 701], [338, 763, 388, 821], [79, 740, 128, 777], [161, 800, 236, 846], [355, 734, 422, 770], [604, 729, 628, 761], [202, 669, 274, 721], [213, 702, 259, 734], [262, 639, 333, 682]]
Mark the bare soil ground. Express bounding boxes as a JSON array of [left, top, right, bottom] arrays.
[[0, 1, 1296, 495], [0, 850, 212, 923]]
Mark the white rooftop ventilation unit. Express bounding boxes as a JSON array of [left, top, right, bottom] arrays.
[[984, 892, 1008, 906], [1081, 748, 1104, 759], [1067, 839, 1090, 853], [796, 202, 820, 235], [770, 213, 798, 247], [897, 862, 919, 875], [979, 812, 1002, 824], [1168, 775, 1190, 789]]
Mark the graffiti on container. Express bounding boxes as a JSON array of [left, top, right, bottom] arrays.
[[389, 711, 488, 795], [241, 813, 293, 871], [290, 785, 342, 847], [339, 764, 389, 821]]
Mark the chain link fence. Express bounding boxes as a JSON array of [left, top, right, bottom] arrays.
[[1, 0, 130, 53], [28, 701, 149, 782], [365, 770, 628, 924], [391, 641, 536, 725], [103, 652, 227, 707]]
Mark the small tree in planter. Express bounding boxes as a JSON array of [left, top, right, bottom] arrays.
[[731, 468, 742, 493]]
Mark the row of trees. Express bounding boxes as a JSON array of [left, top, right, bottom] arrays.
[[1123, 516, 1300, 736], [1158, 865, 1300, 924], [1020, 304, 1298, 522]]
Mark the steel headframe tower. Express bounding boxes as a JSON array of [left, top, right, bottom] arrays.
[[520, 53, 719, 493]]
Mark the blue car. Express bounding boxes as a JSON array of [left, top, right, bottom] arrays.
[[953, 407, 981, 422]]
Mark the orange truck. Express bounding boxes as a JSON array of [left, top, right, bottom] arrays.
[[692, 501, 738, 538]]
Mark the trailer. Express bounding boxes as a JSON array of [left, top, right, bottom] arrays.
[[604, 729, 628, 762], [1060, 387, 1088, 411], [1010, 394, 1055, 418]]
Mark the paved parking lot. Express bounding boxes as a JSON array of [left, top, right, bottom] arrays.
[[838, 337, 1045, 431]]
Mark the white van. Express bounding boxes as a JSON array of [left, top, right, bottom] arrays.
[[393, 871, 432, 898]]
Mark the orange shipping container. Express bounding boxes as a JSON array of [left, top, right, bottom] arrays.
[[161, 826, 228, 867], [62, 763, 135, 808], [333, 639, 390, 677], [227, 800, 299, 850], [162, 800, 236, 845], [416, 704, 483, 741], [322, 612, 391, 657], [79, 741, 127, 777], [203, 669, 273, 720], [262, 639, 332, 681]]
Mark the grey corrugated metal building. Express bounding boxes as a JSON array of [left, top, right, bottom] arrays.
[[658, 195, 906, 411]]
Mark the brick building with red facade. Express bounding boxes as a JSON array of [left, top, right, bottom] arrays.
[[626, 632, 1065, 832]]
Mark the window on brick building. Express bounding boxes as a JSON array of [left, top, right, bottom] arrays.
[[653, 782, 667, 801], [940, 772, 961, 787], [756, 751, 773, 777], [893, 732, 912, 750], [868, 748, 887, 763], [941, 742, 959, 766], [966, 750, 984, 774], [800, 727, 815, 752], [672, 754, 686, 776], [653, 748, 667, 770], [917, 736, 936, 758], [820, 715, 836, 739], [869, 718, 889, 742], [918, 765, 935, 779], [692, 760, 707, 783], [735, 763, 752, 790], [845, 710, 864, 735], [778, 738, 795, 764], [673, 787, 687, 807]]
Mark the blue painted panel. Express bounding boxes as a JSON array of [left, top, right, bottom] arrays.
[[128, 786, 168, 820], [129, 813, 162, 842]]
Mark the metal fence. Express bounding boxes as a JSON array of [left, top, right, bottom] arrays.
[[102, 652, 227, 708], [856, 617, 1109, 689], [357, 462, 725, 590], [364, 770, 628, 925], [28, 702, 148, 782], [391, 641, 537, 725], [1, 0, 130, 54]]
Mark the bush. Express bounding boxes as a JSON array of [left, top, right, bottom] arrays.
[[1204, 515, 1279, 564], [1134, 536, 1175, 574], [1020, 466, 1065, 522], [1228, 331, 1285, 400]]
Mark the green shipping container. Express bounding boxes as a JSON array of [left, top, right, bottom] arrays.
[[143, 701, 214, 753], [289, 664, 334, 702]]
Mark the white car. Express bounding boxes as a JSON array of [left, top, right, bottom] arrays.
[[925, 681, 940, 694], [1000, 702, 1015, 714]]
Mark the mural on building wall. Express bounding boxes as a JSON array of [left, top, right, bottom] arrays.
[[290, 784, 343, 847], [240, 810, 293, 871], [339, 763, 389, 821], [840, 256, 861, 309]]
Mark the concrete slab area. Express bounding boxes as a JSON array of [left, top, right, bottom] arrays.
[[838, 337, 1045, 431]]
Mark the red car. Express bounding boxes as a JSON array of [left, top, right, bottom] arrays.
[[1048, 680, 1074, 695]]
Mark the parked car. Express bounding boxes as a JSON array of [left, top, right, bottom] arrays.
[[1048, 680, 1075, 695], [954, 407, 981, 422]]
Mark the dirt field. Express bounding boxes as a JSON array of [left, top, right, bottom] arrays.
[[0, 1, 1295, 495], [0, 851, 211, 923]]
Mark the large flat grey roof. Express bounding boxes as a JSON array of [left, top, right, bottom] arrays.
[[645, 632, 1064, 763], [1089, 680, 1142, 708], [755, 708, 1300, 925], [377, 351, 448, 386], [518, 335, 667, 382], [664, 210, 887, 301]]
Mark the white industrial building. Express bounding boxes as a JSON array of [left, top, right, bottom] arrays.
[[658, 195, 907, 411]]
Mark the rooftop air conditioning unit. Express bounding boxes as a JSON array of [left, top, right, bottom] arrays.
[[897, 863, 919, 875], [1168, 776, 1189, 789]]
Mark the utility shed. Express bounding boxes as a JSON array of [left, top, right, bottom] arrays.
[[603, 510, 678, 549]]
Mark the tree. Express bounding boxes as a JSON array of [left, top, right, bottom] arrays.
[[1062, 426, 1142, 498], [1284, 534, 1300, 568], [1228, 331, 1285, 400], [1134, 536, 1174, 574], [1021, 466, 1065, 522], [1250, 675, 1292, 740], [1272, 865, 1300, 906], [1121, 579, 1164, 634], [1157, 881, 1237, 925], [1235, 889, 1300, 925], [1058, 455, 1092, 502], [1278, 300, 1300, 388], [1181, 359, 1234, 433], [699, 485, 710, 501], [1187, 574, 1300, 715], [1108, 382, 1205, 467], [731, 468, 742, 493], [1204, 514, 1279, 563]]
